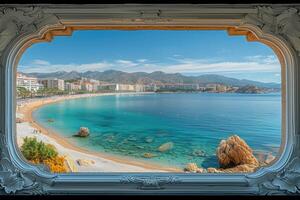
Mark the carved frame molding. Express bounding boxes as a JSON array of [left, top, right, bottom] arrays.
[[0, 4, 299, 195]]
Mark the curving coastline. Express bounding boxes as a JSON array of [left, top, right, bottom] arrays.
[[16, 92, 182, 173]]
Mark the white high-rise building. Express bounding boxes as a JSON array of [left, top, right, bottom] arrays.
[[16, 73, 43, 92]]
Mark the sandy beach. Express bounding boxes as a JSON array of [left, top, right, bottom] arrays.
[[16, 92, 182, 173]]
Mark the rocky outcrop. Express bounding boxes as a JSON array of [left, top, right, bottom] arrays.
[[216, 135, 259, 168], [74, 127, 90, 137], [184, 135, 261, 173], [207, 135, 259, 173], [158, 142, 174, 152]]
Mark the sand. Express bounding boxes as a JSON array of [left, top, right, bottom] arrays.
[[16, 93, 182, 173]]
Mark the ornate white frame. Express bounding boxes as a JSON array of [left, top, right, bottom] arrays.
[[0, 4, 300, 195]]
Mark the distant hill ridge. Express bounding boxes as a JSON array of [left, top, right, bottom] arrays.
[[23, 70, 281, 89]]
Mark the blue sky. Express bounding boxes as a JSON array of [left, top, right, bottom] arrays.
[[18, 30, 281, 83]]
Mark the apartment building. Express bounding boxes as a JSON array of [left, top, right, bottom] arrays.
[[65, 82, 82, 91], [115, 84, 135, 92], [38, 78, 65, 90], [16, 73, 43, 92]]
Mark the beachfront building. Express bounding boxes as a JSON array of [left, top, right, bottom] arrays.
[[97, 83, 117, 92], [134, 84, 145, 92], [79, 78, 100, 92], [115, 84, 135, 92], [81, 82, 93, 92], [38, 78, 65, 91], [16, 72, 43, 92], [157, 83, 199, 91], [89, 79, 100, 92], [65, 82, 82, 91], [198, 86, 207, 92]]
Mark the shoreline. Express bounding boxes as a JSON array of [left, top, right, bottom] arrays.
[[17, 92, 182, 172]]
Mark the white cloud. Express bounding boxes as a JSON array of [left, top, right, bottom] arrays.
[[18, 55, 281, 75], [116, 60, 139, 67], [31, 59, 50, 65], [18, 60, 113, 73], [137, 59, 148, 63], [245, 55, 278, 64], [172, 54, 181, 57]]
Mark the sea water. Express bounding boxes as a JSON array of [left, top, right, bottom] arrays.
[[32, 93, 281, 169]]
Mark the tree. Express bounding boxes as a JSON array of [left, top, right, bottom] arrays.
[[17, 87, 31, 99]]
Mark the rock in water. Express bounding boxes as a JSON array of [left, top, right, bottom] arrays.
[[145, 137, 154, 143], [216, 135, 259, 169], [47, 119, 54, 123], [75, 127, 90, 137], [158, 142, 174, 152], [143, 153, 156, 158], [192, 149, 207, 157]]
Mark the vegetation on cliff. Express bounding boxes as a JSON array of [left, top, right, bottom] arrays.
[[21, 137, 68, 173], [235, 85, 266, 94]]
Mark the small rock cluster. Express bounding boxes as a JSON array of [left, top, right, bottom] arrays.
[[76, 159, 95, 166], [184, 163, 205, 173]]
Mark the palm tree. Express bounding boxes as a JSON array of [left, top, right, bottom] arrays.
[[17, 87, 31, 99]]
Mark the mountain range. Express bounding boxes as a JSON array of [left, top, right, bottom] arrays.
[[23, 70, 281, 89]]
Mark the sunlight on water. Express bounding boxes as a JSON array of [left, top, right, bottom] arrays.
[[33, 92, 281, 169]]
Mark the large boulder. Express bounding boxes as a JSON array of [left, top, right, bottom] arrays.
[[216, 135, 259, 168], [74, 127, 90, 137], [158, 142, 174, 152]]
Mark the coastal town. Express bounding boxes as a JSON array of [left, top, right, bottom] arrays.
[[16, 72, 276, 98], [15, 71, 278, 173]]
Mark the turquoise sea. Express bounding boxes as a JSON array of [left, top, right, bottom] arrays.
[[32, 93, 281, 169]]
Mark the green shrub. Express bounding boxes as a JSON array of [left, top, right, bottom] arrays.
[[21, 137, 58, 163]]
